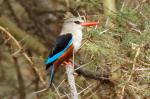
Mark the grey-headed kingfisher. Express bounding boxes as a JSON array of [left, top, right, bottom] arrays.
[[45, 17, 98, 86]]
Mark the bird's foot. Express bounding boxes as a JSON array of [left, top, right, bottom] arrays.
[[63, 61, 72, 66]]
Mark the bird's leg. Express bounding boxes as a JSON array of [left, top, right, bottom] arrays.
[[64, 60, 72, 65], [63, 60, 72, 66]]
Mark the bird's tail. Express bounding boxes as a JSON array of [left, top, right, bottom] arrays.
[[49, 64, 55, 87]]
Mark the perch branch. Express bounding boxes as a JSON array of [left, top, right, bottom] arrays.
[[66, 63, 78, 99]]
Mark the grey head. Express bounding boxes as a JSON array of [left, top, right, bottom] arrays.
[[62, 17, 84, 31]]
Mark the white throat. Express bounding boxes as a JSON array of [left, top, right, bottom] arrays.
[[72, 29, 82, 52]]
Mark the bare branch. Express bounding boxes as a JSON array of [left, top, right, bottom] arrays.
[[66, 63, 78, 99], [74, 62, 115, 86]]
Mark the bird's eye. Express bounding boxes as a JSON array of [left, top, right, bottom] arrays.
[[74, 21, 80, 24]]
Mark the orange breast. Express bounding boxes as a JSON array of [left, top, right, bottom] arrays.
[[53, 44, 74, 71]]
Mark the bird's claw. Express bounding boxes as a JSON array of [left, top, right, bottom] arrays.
[[63, 61, 72, 65]]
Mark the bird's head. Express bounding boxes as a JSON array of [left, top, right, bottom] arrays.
[[63, 17, 98, 31]]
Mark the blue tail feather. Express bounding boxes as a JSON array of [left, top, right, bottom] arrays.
[[49, 64, 55, 86]]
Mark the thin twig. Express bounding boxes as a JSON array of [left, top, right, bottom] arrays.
[[53, 83, 61, 97], [78, 83, 95, 95], [56, 79, 65, 89], [32, 87, 49, 94], [74, 60, 94, 71]]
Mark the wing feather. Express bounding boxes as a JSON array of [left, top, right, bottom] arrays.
[[45, 33, 72, 69]]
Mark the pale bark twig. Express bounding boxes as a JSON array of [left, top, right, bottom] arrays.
[[66, 63, 78, 99]]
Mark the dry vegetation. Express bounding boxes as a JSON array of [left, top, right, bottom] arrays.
[[0, 0, 150, 99]]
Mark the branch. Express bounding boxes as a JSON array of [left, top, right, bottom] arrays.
[[66, 63, 78, 99], [74, 62, 115, 86]]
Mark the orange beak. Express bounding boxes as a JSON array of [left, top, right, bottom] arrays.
[[80, 22, 99, 26]]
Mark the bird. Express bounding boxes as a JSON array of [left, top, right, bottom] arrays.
[[45, 17, 98, 86]]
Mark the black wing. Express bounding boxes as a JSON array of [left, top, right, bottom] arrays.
[[46, 33, 72, 69]]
